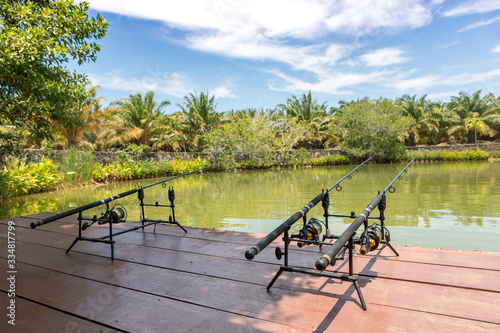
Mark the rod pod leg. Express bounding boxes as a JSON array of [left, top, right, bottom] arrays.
[[66, 238, 79, 254], [353, 279, 367, 310], [266, 266, 285, 290]]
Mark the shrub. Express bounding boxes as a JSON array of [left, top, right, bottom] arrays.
[[203, 118, 275, 170], [442, 150, 489, 161], [0, 157, 59, 198], [337, 98, 413, 161], [92, 158, 209, 183], [310, 154, 350, 166], [92, 162, 141, 182]]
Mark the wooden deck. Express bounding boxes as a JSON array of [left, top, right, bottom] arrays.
[[1, 213, 499, 333]]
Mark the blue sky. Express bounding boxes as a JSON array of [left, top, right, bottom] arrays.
[[73, 0, 500, 113]]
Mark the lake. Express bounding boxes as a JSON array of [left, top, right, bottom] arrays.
[[2, 161, 499, 252]]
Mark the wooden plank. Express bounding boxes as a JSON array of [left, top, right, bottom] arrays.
[[12, 220, 500, 293], [0, 296, 121, 333], [2, 214, 500, 332], [1, 256, 498, 333], [3, 221, 500, 293], [5, 214, 500, 272], [0, 259, 297, 333], [5, 238, 500, 326]]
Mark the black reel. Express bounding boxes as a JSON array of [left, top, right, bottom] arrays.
[[359, 223, 382, 255], [100, 204, 127, 224], [296, 218, 323, 248]]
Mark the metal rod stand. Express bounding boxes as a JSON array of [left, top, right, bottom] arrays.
[[266, 228, 367, 310], [65, 187, 186, 260], [321, 193, 399, 257]]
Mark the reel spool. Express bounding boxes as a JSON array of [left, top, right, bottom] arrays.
[[100, 204, 127, 224], [360, 223, 382, 255], [297, 218, 323, 248]]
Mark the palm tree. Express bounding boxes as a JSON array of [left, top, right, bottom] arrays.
[[278, 91, 336, 148], [465, 114, 490, 146], [309, 115, 339, 148], [150, 112, 188, 152], [397, 94, 438, 145], [278, 91, 327, 122], [424, 101, 454, 144], [177, 91, 219, 136], [447, 90, 498, 143], [448, 90, 492, 119], [50, 85, 115, 149], [177, 91, 220, 137], [108, 91, 171, 147]]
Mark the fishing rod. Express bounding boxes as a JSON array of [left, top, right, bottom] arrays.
[[315, 157, 416, 271], [30, 164, 214, 229], [245, 156, 372, 261], [252, 157, 415, 310], [29, 163, 216, 259]]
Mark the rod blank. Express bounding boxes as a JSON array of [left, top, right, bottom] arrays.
[[245, 192, 325, 260], [315, 195, 381, 270], [30, 188, 138, 229], [30, 164, 215, 229], [315, 158, 416, 270], [245, 157, 372, 260]]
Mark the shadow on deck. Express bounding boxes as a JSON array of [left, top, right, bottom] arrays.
[[1, 213, 499, 332]]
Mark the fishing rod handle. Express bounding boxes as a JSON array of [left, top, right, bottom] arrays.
[[30, 188, 139, 229], [30, 165, 218, 229], [245, 192, 325, 260], [245, 158, 372, 260], [315, 195, 382, 270]]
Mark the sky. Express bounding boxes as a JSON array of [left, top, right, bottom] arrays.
[[72, 0, 500, 113]]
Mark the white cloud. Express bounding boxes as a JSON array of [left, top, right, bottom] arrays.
[[385, 69, 500, 92], [78, 0, 435, 96], [79, 1, 500, 100], [83, 0, 432, 38], [325, 0, 432, 35], [440, 69, 500, 86], [267, 69, 357, 95], [87, 71, 237, 99], [82, 0, 432, 67], [436, 40, 459, 49], [210, 85, 238, 99], [87, 71, 191, 98], [81, 0, 327, 39], [267, 66, 500, 97], [457, 15, 500, 32], [267, 67, 397, 95], [427, 91, 459, 100], [359, 48, 410, 67], [443, 0, 500, 17], [386, 74, 440, 92]]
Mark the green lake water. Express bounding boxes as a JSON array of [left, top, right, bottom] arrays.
[[1, 161, 499, 252]]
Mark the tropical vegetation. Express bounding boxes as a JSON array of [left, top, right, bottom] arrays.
[[2, 87, 499, 169], [1, 2, 500, 198], [0, 0, 108, 156], [6, 88, 496, 161]]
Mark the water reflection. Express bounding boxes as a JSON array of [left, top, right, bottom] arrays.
[[2, 161, 499, 252]]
